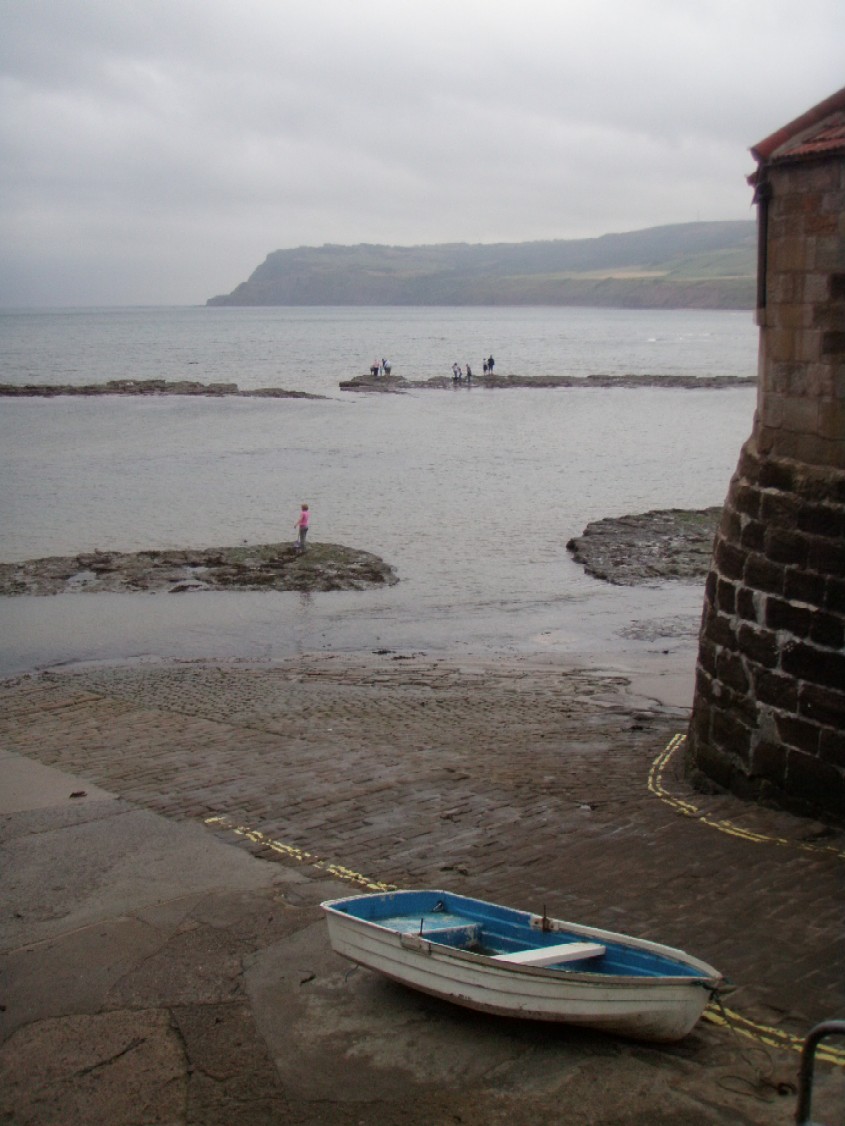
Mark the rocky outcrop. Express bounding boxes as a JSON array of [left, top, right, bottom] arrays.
[[0, 379, 326, 399], [0, 543, 398, 596], [340, 374, 756, 392], [566, 509, 722, 586], [0, 375, 755, 399]]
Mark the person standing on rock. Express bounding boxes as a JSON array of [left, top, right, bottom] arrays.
[[295, 503, 310, 552]]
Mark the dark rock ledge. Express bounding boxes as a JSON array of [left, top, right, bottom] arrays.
[[0, 379, 326, 399], [0, 543, 398, 596], [567, 508, 721, 586], [339, 373, 755, 392]]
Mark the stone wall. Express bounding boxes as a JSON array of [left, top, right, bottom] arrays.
[[685, 152, 845, 824], [755, 156, 845, 470]]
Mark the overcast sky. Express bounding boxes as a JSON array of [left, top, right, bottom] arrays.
[[1, 0, 843, 307]]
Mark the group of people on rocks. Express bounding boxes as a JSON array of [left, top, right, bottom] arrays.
[[370, 358, 392, 378], [452, 355, 494, 383], [367, 354, 496, 382]]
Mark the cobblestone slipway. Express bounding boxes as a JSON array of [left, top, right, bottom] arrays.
[[1, 652, 843, 1124]]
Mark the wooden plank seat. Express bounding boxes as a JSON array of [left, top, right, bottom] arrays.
[[493, 941, 606, 967]]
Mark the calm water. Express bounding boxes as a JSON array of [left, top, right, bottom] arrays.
[[0, 305, 757, 393], [0, 306, 758, 681]]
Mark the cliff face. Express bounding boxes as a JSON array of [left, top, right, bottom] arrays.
[[207, 221, 756, 309]]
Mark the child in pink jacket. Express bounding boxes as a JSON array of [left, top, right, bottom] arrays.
[[295, 503, 310, 552]]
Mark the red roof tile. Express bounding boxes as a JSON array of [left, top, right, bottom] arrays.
[[751, 86, 845, 165]]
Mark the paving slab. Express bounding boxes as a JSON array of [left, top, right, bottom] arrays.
[[0, 747, 115, 814]]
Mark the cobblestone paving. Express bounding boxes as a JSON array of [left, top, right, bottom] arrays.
[[1, 653, 843, 1047]]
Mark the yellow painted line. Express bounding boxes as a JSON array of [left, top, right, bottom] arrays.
[[650, 737, 845, 1067], [203, 814, 396, 891], [649, 735, 845, 860], [206, 801, 845, 1071], [704, 1005, 845, 1067]]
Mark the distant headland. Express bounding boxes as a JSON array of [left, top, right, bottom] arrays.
[[207, 221, 756, 310]]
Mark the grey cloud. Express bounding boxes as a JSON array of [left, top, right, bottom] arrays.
[[1, 0, 843, 305]]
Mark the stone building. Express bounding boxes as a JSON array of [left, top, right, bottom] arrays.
[[685, 87, 845, 824]]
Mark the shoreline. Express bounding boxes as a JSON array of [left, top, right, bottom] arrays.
[[0, 510, 715, 705]]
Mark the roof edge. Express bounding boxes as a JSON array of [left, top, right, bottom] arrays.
[[751, 86, 845, 163]]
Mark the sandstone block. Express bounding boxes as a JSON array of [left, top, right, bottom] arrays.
[[736, 585, 762, 623], [744, 552, 784, 595], [715, 577, 737, 615], [715, 649, 750, 693], [702, 605, 739, 650], [737, 622, 780, 668], [766, 596, 812, 637], [808, 534, 845, 574], [714, 539, 746, 581], [732, 483, 762, 518], [749, 738, 789, 786], [688, 730, 735, 789], [777, 713, 821, 755], [781, 639, 845, 691], [752, 667, 799, 711], [739, 517, 766, 552], [799, 682, 845, 728], [785, 746, 845, 812], [828, 577, 845, 614], [711, 708, 752, 764], [796, 500, 845, 538], [819, 727, 845, 769], [784, 567, 829, 605]]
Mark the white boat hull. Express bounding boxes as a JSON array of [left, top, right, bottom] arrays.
[[323, 891, 721, 1042]]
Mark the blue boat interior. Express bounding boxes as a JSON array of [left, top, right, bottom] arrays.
[[330, 890, 705, 979]]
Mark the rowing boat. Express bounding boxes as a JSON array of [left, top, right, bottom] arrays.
[[322, 889, 722, 1042]]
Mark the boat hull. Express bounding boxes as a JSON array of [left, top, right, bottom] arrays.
[[322, 889, 721, 1042]]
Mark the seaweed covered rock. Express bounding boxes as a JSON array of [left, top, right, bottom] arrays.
[[0, 542, 398, 596], [566, 508, 721, 586]]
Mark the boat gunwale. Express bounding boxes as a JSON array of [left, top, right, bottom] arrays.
[[321, 889, 722, 987]]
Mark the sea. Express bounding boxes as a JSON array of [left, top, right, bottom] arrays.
[[0, 305, 759, 691]]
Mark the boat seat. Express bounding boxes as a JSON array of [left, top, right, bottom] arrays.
[[493, 941, 606, 967], [420, 923, 480, 941]]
